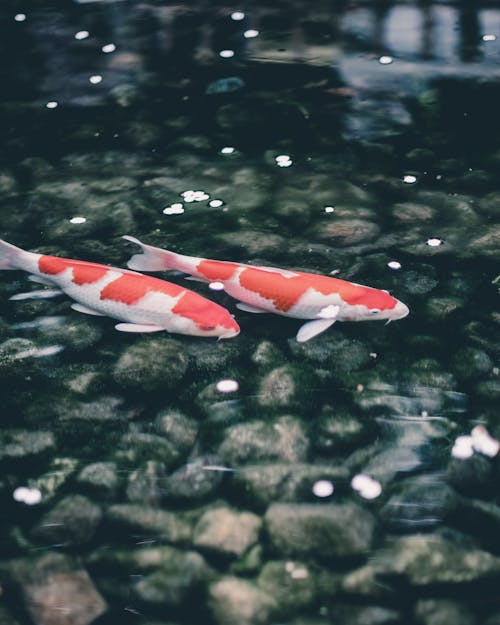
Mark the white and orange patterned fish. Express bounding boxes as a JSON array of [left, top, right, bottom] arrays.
[[124, 236, 409, 342], [0, 239, 240, 339]]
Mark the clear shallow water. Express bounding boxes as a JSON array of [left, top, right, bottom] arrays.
[[0, 2, 499, 625]]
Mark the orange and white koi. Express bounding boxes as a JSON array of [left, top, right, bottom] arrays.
[[0, 239, 239, 339], [124, 236, 409, 342]]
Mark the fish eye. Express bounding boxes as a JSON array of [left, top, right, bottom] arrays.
[[370, 308, 381, 314]]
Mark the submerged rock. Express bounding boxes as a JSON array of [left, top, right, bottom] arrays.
[[265, 503, 375, 559], [230, 463, 349, 508], [163, 456, 225, 502], [105, 504, 192, 544], [113, 338, 189, 392], [77, 462, 120, 499], [414, 599, 476, 625], [193, 507, 261, 558], [0, 430, 55, 464], [218, 415, 309, 465], [209, 576, 277, 625], [5, 553, 106, 625], [343, 533, 500, 594], [32, 495, 102, 547]]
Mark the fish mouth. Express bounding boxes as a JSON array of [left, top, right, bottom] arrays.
[[394, 301, 410, 319], [218, 328, 240, 340]]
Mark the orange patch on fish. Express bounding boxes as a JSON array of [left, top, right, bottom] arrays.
[[100, 274, 184, 305], [197, 260, 238, 281], [39, 256, 109, 284], [239, 267, 398, 311], [172, 290, 235, 330], [39, 255, 68, 275]]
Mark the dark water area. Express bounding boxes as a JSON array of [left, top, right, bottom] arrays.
[[0, 1, 499, 625]]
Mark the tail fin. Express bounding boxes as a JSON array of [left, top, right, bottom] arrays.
[[122, 235, 177, 272], [0, 239, 24, 270]]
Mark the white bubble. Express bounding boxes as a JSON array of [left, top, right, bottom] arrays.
[[324, 206, 335, 213], [351, 474, 382, 499], [219, 49, 235, 58], [231, 11, 245, 20], [216, 379, 239, 393], [379, 55, 393, 64], [209, 199, 224, 208], [452, 435, 474, 459], [70, 216, 86, 224], [275, 154, 292, 168], [426, 237, 443, 247], [403, 174, 417, 184], [14, 13, 26, 22], [163, 204, 184, 215], [220, 146, 235, 154], [244, 29, 259, 38], [89, 75, 103, 84], [75, 30, 89, 40], [181, 190, 209, 203], [482, 34, 497, 41], [209, 281, 225, 291], [312, 480, 334, 497], [387, 260, 402, 270], [46, 101, 59, 109], [13, 486, 42, 505], [471, 425, 500, 457], [102, 43, 116, 53]]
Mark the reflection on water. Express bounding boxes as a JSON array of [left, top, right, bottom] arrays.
[[0, 1, 499, 624]]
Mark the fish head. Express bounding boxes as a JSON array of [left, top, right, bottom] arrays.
[[339, 287, 409, 322], [174, 298, 240, 339]]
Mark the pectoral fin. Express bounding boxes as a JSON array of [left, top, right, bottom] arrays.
[[296, 318, 337, 342], [115, 323, 165, 333], [71, 303, 105, 316], [10, 289, 63, 301], [236, 302, 267, 313], [29, 274, 57, 286]]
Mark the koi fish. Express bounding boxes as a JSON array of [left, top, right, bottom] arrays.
[[124, 236, 409, 342], [0, 239, 239, 339]]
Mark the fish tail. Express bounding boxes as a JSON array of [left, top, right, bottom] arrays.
[[123, 235, 187, 272], [0, 238, 25, 270]]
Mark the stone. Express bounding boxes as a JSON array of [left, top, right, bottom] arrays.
[[105, 504, 192, 544], [230, 463, 349, 509], [130, 549, 212, 607], [218, 416, 309, 465], [425, 296, 464, 321], [257, 366, 300, 409], [265, 503, 375, 558], [392, 202, 435, 223], [344, 533, 500, 591], [452, 347, 493, 380], [40, 318, 103, 351], [0, 430, 55, 464], [209, 577, 277, 625], [414, 599, 476, 625], [155, 410, 199, 452], [77, 462, 119, 498], [256, 561, 318, 616], [314, 411, 374, 453], [332, 604, 401, 625], [113, 338, 189, 392], [32, 495, 102, 546], [251, 340, 283, 368], [126, 460, 166, 505], [30, 458, 78, 503], [380, 476, 458, 531], [6, 553, 106, 625], [115, 431, 180, 468], [288, 335, 370, 378], [163, 456, 225, 502], [193, 507, 261, 557], [313, 219, 380, 246]]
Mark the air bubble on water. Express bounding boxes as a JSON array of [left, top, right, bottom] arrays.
[[209, 281, 225, 291], [387, 260, 402, 270], [75, 30, 89, 40], [70, 216, 86, 224], [244, 29, 259, 38], [216, 379, 239, 393], [351, 474, 382, 499], [231, 11, 245, 21], [379, 55, 393, 64], [102, 43, 116, 53], [46, 101, 58, 109], [403, 175, 417, 184], [426, 237, 443, 247], [14, 13, 26, 22], [312, 480, 334, 498], [89, 75, 103, 84], [219, 50, 235, 58]]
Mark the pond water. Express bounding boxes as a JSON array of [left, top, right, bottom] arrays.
[[1, 2, 499, 625]]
